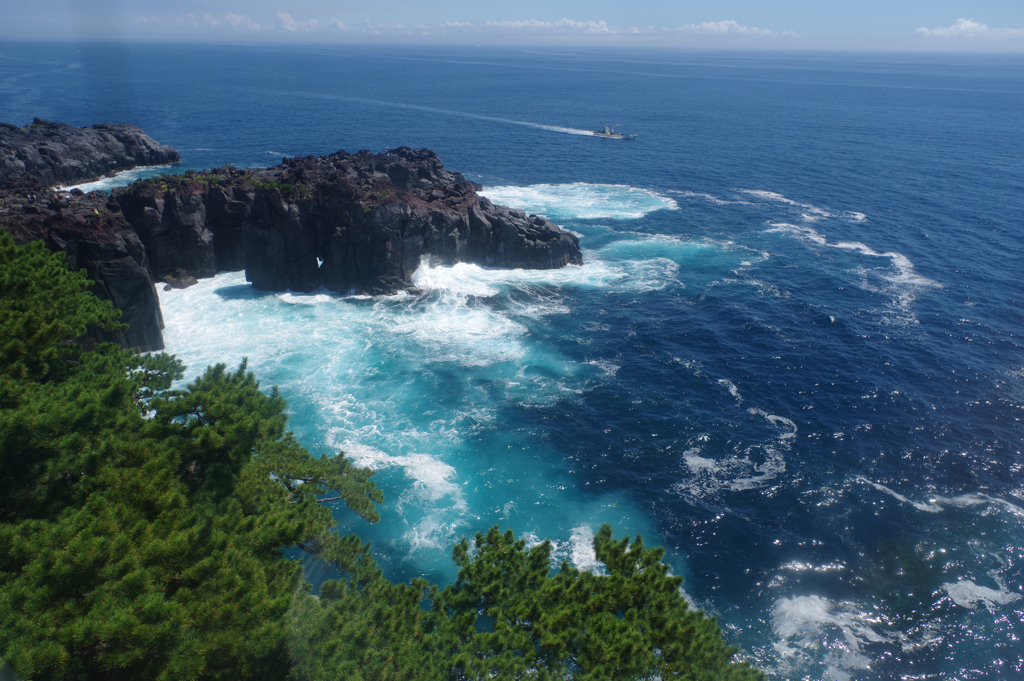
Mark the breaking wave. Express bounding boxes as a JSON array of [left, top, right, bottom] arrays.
[[481, 182, 678, 221]]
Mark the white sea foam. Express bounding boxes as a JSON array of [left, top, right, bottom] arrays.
[[856, 476, 1024, 517], [159, 269, 655, 567], [771, 595, 888, 681], [57, 164, 178, 193], [667, 399, 794, 493], [763, 205, 938, 296], [343, 442, 465, 508], [742, 189, 802, 206], [278, 291, 336, 305], [766, 221, 941, 328], [529, 123, 597, 136], [390, 296, 529, 368], [683, 449, 720, 474], [411, 259, 502, 298], [412, 248, 683, 297], [666, 189, 753, 206], [833, 241, 939, 289], [522, 526, 601, 573], [748, 408, 797, 440], [668, 366, 797, 497], [739, 189, 866, 223], [856, 477, 943, 513], [672, 441, 788, 498], [400, 258, 613, 368], [480, 183, 678, 221], [568, 525, 603, 573], [718, 378, 743, 402], [942, 579, 1021, 612], [585, 359, 620, 376], [401, 515, 467, 553], [765, 222, 828, 246], [779, 560, 847, 574], [341, 441, 468, 554]]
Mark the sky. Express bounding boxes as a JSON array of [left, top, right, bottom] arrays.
[[2, 0, 1024, 51]]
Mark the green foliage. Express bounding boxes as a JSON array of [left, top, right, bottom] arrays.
[[291, 525, 764, 681], [289, 578, 443, 681], [0, 235, 382, 680], [139, 170, 223, 194], [0, 233, 123, 384], [254, 179, 296, 197], [435, 525, 763, 681]]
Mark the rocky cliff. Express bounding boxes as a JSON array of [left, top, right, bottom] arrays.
[[1, 122, 583, 353], [115, 147, 582, 295], [0, 118, 181, 188], [0, 176, 165, 352]]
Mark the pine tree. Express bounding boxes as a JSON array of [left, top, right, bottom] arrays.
[[0, 233, 382, 680], [429, 525, 764, 681], [292, 525, 764, 681]]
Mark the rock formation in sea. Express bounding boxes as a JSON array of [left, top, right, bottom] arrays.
[[0, 121, 583, 352], [0, 118, 181, 188], [115, 147, 582, 296]]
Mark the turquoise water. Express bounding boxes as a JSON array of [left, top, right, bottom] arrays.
[[3, 42, 1023, 679]]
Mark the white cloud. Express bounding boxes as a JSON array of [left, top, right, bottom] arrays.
[[680, 20, 794, 36], [224, 12, 260, 30], [178, 13, 224, 29], [418, 18, 615, 35], [277, 12, 320, 31], [917, 18, 1024, 40], [171, 12, 263, 31], [479, 18, 611, 33], [139, 13, 794, 40]]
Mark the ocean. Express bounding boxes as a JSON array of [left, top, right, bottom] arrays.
[[2, 41, 1023, 680]]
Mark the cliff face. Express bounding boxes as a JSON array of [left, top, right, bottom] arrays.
[[0, 119, 181, 188], [116, 148, 582, 295], [0, 177, 165, 352], [1, 122, 583, 353]]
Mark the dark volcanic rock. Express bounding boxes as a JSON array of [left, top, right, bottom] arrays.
[[2, 126, 582, 353], [161, 267, 199, 290], [0, 118, 180, 188], [0, 182, 165, 352], [115, 148, 583, 294]]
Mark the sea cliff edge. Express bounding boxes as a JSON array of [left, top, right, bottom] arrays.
[[0, 121, 583, 352]]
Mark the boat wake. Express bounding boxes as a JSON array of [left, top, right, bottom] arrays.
[[276, 90, 596, 137]]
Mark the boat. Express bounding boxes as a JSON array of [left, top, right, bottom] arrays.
[[592, 125, 637, 139]]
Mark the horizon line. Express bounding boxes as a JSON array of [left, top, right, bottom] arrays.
[[1, 37, 1023, 56]]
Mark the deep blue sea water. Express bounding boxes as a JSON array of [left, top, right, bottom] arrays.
[[3, 41, 1023, 680]]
